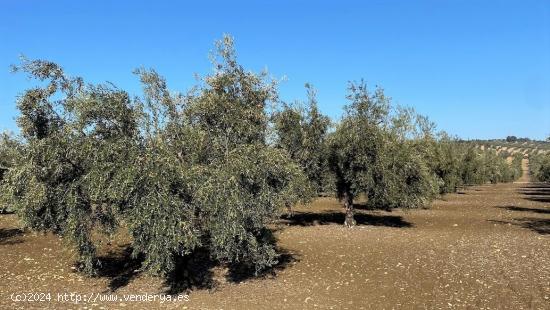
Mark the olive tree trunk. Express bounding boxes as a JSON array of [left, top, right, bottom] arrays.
[[285, 201, 293, 218], [343, 191, 356, 227]]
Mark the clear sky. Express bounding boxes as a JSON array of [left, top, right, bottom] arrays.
[[1, 0, 549, 140]]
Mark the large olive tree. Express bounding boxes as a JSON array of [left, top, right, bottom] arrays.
[[129, 36, 309, 275]]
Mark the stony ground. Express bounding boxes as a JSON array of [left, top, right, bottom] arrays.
[[1, 161, 548, 309]]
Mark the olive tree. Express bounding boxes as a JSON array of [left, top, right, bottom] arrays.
[[182, 36, 308, 272], [127, 36, 309, 275], [329, 82, 441, 227], [431, 134, 467, 193], [378, 107, 439, 208], [1, 59, 140, 273], [328, 82, 390, 227], [370, 122, 438, 210]]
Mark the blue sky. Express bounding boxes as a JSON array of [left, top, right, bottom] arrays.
[[1, 0, 549, 140]]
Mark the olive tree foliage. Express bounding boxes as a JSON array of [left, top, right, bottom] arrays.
[[509, 153, 524, 181], [2, 36, 308, 277], [458, 146, 519, 185], [0, 59, 140, 273], [0, 132, 21, 213], [390, 111, 523, 195], [184, 36, 309, 273], [0, 132, 18, 182], [430, 134, 468, 193], [122, 78, 200, 276], [273, 84, 332, 195], [129, 36, 309, 275], [530, 153, 550, 182], [376, 108, 439, 210], [328, 82, 437, 227], [328, 82, 389, 227], [459, 146, 485, 185], [482, 150, 522, 183], [538, 156, 550, 182], [402, 117, 523, 194]]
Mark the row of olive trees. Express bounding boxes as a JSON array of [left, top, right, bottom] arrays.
[[529, 153, 550, 182], [0, 36, 523, 276], [0, 37, 309, 276], [274, 81, 523, 227]]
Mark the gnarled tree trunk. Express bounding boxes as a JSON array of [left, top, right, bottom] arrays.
[[343, 191, 356, 227]]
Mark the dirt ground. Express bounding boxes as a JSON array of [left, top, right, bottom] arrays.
[[1, 160, 548, 309]]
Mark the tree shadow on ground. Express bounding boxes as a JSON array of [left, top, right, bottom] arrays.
[[489, 218, 550, 235], [524, 196, 550, 203], [497, 205, 550, 214], [92, 244, 217, 294], [165, 243, 298, 295], [519, 184, 550, 203], [93, 242, 298, 296], [94, 245, 144, 292], [164, 247, 217, 295], [0, 228, 24, 245], [225, 248, 298, 284], [283, 211, 412, 228], [519, 185, 550, 193], [515, 218, 550, 234]]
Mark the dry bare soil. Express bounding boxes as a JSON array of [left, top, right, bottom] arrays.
[[1, 161, 549, 309]]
